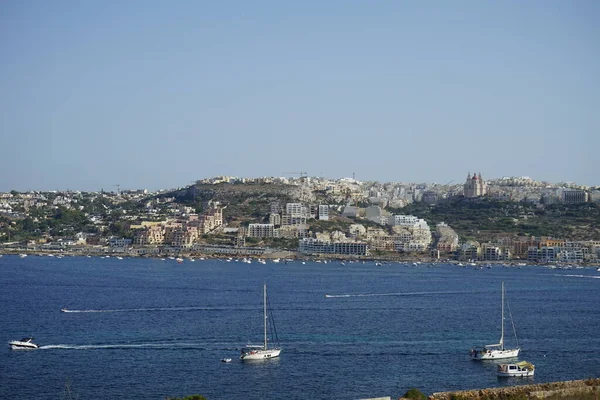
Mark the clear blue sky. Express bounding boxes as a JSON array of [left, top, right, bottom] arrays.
[[1, 1, 598, 191]]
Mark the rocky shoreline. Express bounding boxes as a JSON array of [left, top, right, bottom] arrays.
[[427, 378, 600, 400]]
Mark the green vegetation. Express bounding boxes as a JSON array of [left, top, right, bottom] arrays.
[[308, 217, 354, 233], [403, 388, 426, 400], [394, 198, 600, 241]]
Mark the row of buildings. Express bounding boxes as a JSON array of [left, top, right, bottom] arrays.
[[132, 205, 223, 249], [456, 237, 600, 263]]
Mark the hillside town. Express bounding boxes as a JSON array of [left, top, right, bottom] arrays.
[[1, 173, 599, 264]]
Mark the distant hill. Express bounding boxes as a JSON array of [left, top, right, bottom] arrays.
[[394, 197, 600, 241], [160, 183, 312, 225]]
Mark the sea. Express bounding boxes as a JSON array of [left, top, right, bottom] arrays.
[[1, 255, 599, 400]]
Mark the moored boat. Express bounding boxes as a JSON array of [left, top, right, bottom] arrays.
[[470, 282, 520, 360], [240, 284, 281, 361], [497, 361, 535, 377]]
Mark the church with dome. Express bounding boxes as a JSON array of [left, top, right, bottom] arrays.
[[463, 172, 487, 198]]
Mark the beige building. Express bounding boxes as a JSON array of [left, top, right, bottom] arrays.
[[133, 225, 165, 246], [464, 172, 487, 198]]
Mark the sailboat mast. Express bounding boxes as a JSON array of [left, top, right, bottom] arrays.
[[264, 284, 268, 350], [500, 281, 505, 350]]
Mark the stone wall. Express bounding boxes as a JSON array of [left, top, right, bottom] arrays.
[[429, 378, 600, 400]]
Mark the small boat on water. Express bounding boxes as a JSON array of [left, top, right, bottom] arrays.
[[221, 358, 232, 363], [240, 284, 281, 361], [470, 282, 520, 360], [9, 337, 38, 350], [497, 361, 535, 377]]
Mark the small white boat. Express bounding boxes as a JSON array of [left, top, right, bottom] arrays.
[[116, 256, 123, 260], [9, 337, 38, 350], [19, 254, 27, 258], [497, 361, 535, 377], [176, 257, 184, 263], [221, 358, 232, 363]]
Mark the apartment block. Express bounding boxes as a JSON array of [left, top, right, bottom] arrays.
[[318, 205, 329, 221], [269, 213, 281, 226], [299, 238, 369, 256], [247, 223, 275, 238]]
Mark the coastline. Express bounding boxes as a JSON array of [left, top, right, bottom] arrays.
[[428, 378, 600, 400], [1, 248, 599, 267]]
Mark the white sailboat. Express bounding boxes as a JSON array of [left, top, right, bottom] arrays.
[[240, 284, 281, 361], [470, 281, 520, 360]]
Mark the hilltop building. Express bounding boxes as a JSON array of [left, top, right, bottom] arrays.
[[464, 172, 487, 198]]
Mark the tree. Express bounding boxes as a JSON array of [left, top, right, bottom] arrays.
[[403, 388, 426, 400]]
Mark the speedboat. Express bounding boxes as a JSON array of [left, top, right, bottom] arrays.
[[221, 358, 232, 363], [9, 337, 38, 350], [497, 361, 535, 377]]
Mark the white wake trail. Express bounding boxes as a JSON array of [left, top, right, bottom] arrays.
[[61, 306, 252, 313], [557, 274, 600, 280], [324, 290, 482, 298], [38, 342, 208, 350]]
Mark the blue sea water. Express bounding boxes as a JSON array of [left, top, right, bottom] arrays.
[[0, 255, 599, 399]]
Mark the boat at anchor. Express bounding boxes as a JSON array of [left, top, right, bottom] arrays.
[[240, 284, 281, 361], [497, 361, 535, 377], [470, 282, 520, 360]]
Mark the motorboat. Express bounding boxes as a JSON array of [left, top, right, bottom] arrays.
[[240, 284, 281, 361], [470, 282, 520, 360], [497, 361, 535, 377], [221, 358, 232, 363], [9, 337, 38, 350]]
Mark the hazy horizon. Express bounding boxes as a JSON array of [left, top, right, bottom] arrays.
[[1, 1, 598, 192]]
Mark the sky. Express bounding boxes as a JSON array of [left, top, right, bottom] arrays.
[[1, 1, 598, 191]]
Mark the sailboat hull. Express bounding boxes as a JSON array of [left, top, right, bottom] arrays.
[[471, 348, 520, 360], [240, 348, 281, 361]]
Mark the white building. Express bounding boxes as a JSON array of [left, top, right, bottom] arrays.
[[286, 203, 306, 217], [299, 238, 369, 256], [394, 215, 419, 226], [247, 224, 275, 238], [318, 205, 329, 221]]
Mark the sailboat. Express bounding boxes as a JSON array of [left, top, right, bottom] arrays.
[[470, 281, 520, 360], [240, 284, 281, 361]]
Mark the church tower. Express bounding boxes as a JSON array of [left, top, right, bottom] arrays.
[[464, 172, 487, 198]]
